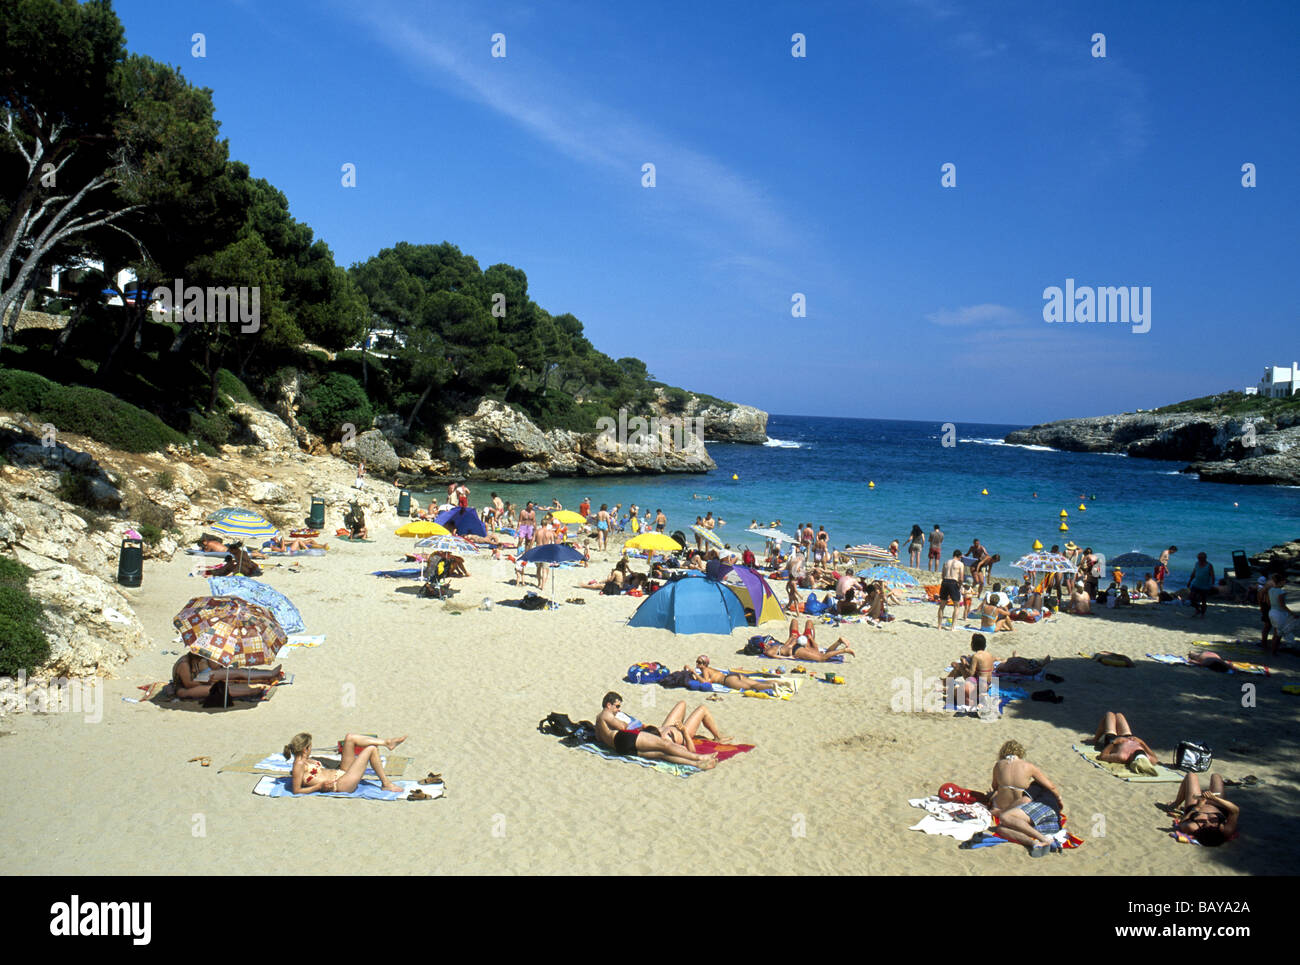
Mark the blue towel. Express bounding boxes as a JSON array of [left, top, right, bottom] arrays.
[[252, 776, 427, 800], [371, 568, 423, 578]]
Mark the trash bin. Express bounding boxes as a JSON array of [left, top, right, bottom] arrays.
[[309, 497, 325, 529], [397, 490, 411, 518], [117, 538, 143, 588]]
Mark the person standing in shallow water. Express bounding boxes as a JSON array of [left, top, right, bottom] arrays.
[[906, 524, 925, 568], [1187, 552, 1215, 618], [928, 524, 944, 572]]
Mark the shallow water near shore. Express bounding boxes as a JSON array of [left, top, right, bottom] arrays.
[[417, 415, 1300, 581]]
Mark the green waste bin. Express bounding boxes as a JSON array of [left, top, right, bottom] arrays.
[[117, 538, 143, 588], [397, 490, 411, 518], [309, 497, 325, 528]]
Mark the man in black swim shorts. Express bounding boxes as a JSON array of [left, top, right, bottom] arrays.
[[937, 550, 967, 631], [595, 692, 717, 769]]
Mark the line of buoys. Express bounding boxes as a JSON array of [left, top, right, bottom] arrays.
[[1078, 503, 1087, 512], [981, 489, 989, 495], [731, 473, 738, 480], [1032, 539, 1043, 550], [868, 481, 875, 489], [1059, 509, 1068, 518], [1059, 522, 1069, 531]]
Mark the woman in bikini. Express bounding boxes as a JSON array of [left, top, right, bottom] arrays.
[[988, 740, 1066, 856], [285, 732, 407, 794], [171, 653, 282, 700], [1163, 772, 1239, 845], [650, 700, 732, 752], [1086, 711, 1160, 774], [691, 655, 783, 693], [764, 619, 855, 660]]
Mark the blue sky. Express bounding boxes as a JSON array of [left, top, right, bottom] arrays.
[[115, 0, 1299, 424]]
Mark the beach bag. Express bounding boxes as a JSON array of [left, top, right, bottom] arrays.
[[745, 635, 774, 656], [938, 783, 979, 805], [1174, 741, 1213, 772], [520, 594, 547, 610], [538, 712, 578, 737], [627, 662, 669, 684]]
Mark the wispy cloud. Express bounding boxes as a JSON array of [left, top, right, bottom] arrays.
[[340, 1, 799, 253], [925, 303, 1021, 326]]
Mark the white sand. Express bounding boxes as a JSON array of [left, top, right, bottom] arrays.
[[2, 531, 1296, 875]]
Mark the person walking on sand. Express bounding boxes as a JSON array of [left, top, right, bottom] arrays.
[[286, 732, 407, 794], [928, 524, 944, 572], [596, 504, 611, 551], [353, 460, 366, 490], [937, 550, 967, 630], [1187, 552, 1215, 618], [596, 693, 718, 769], [1155, 546, 1177, 591]]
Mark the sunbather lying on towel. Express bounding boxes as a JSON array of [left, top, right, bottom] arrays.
[[172, 653, 283, 700], [761, 619, 856, 661], [1164, 772, 1239, 845], [197, 534, 266, 559], [998, 653, 1051, 676], [1187, 649, 1230, 672], [284, 732, 407, 794], [654, 700, 732, 752], [266, 532, 325, 552], [1085, 711, 1160, 774], [596, 692, 717, 769], [691, 655, 782, 692]]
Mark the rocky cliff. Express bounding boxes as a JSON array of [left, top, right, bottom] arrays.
[[652, 391, 769, 444], [1005, 412, 1300, 485]]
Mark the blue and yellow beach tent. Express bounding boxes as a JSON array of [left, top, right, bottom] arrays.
[[627, 574, 748, 635]]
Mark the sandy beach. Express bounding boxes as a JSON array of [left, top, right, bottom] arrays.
[[2, 519, 1297, 877]]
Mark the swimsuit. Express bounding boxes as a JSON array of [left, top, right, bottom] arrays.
[[613, 729, 641, 756], [939, 579, 961, 604], [1014, 801, 1060, 834]]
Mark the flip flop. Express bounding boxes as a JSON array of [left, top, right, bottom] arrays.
[[418, 772, 444, 785], [187, 756, 212, 767], [407, 789, 431, 801], [1045, 673, 1065, 683]]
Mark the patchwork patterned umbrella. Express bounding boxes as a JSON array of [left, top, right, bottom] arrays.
[[1010, 552, 1076, 573], [692, 525, 724, 549], [855, 565, 920, 588], [206, 576, 305, 634], [414, 534, 479, 555], [173, 596, 286, 669], [208, 510, 277, 542]]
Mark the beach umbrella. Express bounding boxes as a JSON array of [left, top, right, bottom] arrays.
[[855, 565, 921, 589], [692, 525, 724, 549], [627, 575, 749, 635], [206, 575, 305, 634], [518, 543, 585, 600], [434, 506, 487, 538], [551, 510, 586, 525], [625, 533, 681, 553], [395, 520, 450, 537], [845, 543, 895, 564], [173, 595, 287, 708], [1010, 551, 1076, 574], [209, 510, 277, 542], [747, 527, 795, 544], [414, 534, 478, 555], [1110, 551, 1160, 569], [206, 507, 248, 523]]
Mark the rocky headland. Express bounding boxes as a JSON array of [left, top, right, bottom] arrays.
[[1004, 411, 1300, 486]]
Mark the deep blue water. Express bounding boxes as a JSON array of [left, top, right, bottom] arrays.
[[415, 415, 1300, 582]]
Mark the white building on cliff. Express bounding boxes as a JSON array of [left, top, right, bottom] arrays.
[[1249, 363, 1300, 398]]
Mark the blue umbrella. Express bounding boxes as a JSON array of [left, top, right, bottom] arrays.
[[206, 575, 305, 634], [855, 565, 920, 588], [627, 576, 749, 635], [519, 544, 585, 565], [434, 506, 487, 538]]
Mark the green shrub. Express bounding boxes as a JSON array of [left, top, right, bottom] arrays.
[[0, 557, 50, 676], [300, 372, 373, 439], [214, 476, 230, 493], [56, 470, 96, 507], [0, 369, 186, 453], [138, 523, 163, 546], [154, 470, 175, 491], [133, 500, 175, 532], [215, 368, 256, 405], [188, 410, 233, 448]]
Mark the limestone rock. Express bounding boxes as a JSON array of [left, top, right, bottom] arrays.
[[230, 402, 299, 452], [353, 429, 400, 476]]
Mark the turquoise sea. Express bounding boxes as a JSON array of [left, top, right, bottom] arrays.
[[413, 415, 1300, 583]]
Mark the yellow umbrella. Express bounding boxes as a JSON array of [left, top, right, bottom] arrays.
[[395, 521, 451, 537], [625, 533, 681, 553], [552, 510, 586, 525]]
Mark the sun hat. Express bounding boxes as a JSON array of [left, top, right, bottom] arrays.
[[1064, 541, 1078, 552]]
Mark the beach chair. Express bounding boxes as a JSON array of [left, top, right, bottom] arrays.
[[422, 558, 450, 600]]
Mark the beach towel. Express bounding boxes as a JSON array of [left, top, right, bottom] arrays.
[[281, 634, 325, 656], [252, 776, 440, 800], [907, 796, 992, 841], [185, 548, 326, 558], [371, 568, 423, 579], [693, 739, 755, 762], [571, 742, 704, 778], [1147, 653, 1272, 675], [219, 752, 409, 776], [336, 536, 375, 543], [757, 650, 843, 664], [1070, 744, 1183, 782], [141, 681, 280, 705]]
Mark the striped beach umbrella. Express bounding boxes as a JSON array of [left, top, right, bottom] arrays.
[[855, 565, 920, 589], [845, 543, 895, 564], [208, 510, 277, 542], [173, 596, 286, 669], [692, 525, 724, 549]]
